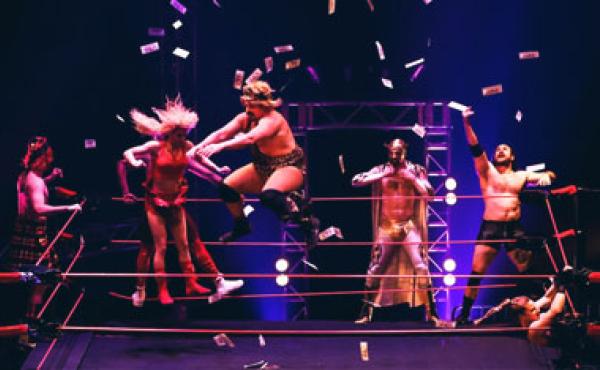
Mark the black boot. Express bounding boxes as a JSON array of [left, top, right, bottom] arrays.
[[219, 217, 251, 242], [455, 296, 474, 326], [355, 292, 374, 324], [299, 214, 320, 250]]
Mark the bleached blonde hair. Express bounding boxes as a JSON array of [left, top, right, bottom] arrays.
[[129, 95, 198, 136], [240, 80, 282, 109]]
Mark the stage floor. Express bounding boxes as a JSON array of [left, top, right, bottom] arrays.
[[21, 321, 559, 370]]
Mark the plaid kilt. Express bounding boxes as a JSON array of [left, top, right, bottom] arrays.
[[2, 217, 57, 271]]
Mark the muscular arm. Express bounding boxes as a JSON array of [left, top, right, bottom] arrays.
[[187, 113, 245, 157], [116, 159, 132, 196], [351, 164, 390, 187], [525, 171, 557, 187], [462, 108, 491, 177], [123, 141, 159, 167], [27, 175, 75, 215]]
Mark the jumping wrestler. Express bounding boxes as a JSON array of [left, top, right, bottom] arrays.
[[351, 138, 439, 324], [123, 95, 231, 305], [117, 158, 243, 307], [1, 136, 81, 320], [188, 80, 319, 246], [456, 107, 557, 324]]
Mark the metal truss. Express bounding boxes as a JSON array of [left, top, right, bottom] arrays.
[[283, 101, 454, 320]]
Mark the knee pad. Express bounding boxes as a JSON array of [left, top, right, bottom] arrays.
[[259, 189, 289, 219], [218, 182, 242, 203]]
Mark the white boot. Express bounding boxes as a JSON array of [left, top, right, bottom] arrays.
[[209, 276, 244, 304], [131, 285, 146, 308], [216, 276, 244, 296]]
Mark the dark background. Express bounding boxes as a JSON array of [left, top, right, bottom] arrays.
[[1, 0, 599, 320]]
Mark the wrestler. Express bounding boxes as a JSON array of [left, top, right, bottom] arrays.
[[475, 278, 567, 346], [1, 136, 81, 320], [456, 107, 557, 324], [187, 80, 319, 247], [123, 95, 232, 305], [351, 138, 439, 324], [117, 158, 243, 307]]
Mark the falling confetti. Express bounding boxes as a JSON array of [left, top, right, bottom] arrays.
[[170, 0, 187, 14], [274, 44, 294, 54], [375, 41, 385, 60], [140, 42, 160, 55], [172, 47, 190, 59], [482, 84, 503, 96], [285, 59, 301, 70], [515, 110, 523, 122], [405, 57, 425, 69], [172, 20, 183, 29], [519, 50, 540, 60], [233, 69, 245, 90]]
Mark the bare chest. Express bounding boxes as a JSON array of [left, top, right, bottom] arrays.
[[485, 172, 525, 194], [382, 177, 414, 195]]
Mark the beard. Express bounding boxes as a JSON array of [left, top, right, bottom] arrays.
[[493, 158, 512, 167], [389, 154, 405, 167]]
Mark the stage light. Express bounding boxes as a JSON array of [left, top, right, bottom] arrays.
[[445, 192, 457, 205], [443, 258, 457, 273], [445, 177, 457, 191], [443, 274, 456, 287], [275, 274, 289, 287], [275, 258, 289, 272]]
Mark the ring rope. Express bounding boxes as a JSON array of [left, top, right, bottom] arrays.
[[35, 199, 86, 266], [37, 237, 86, 320], [109, 284, 516, 302], [62, 272, 553, 279], [36, 290, 85, 370], [110, 239, 521, 246], [59, 325, 547, 336]]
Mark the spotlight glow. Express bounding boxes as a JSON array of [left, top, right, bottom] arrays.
[[445, 192, 457, 205], [275, 274, 289, 287], [445, 177, 457, 191], [275, 258, 289, 272], [443, 274, 456, 286], [443, 258, 457, 272]]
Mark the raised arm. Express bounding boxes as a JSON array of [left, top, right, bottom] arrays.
[[27, 174, 80, 216], [462, 108, 491, 177], [187, 113, 245, 158], [525, 171, 557, 187], [534, 282, 558, 311], [123, 140, 159, 168], [351, 164, 391, 187]]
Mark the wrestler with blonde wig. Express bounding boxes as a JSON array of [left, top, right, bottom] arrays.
[[123, 95, 235, 305]]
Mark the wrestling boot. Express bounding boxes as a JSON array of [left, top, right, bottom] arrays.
[[355, 292, 375, 324], [131, 284, 146, 308], [218, 217, 251, 243], [216, 274, 244, 296], [183, 262, 211, 296], [295, 194, 321, 250], [209, 274, 245, 303], [156, 274, 174, 305]]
